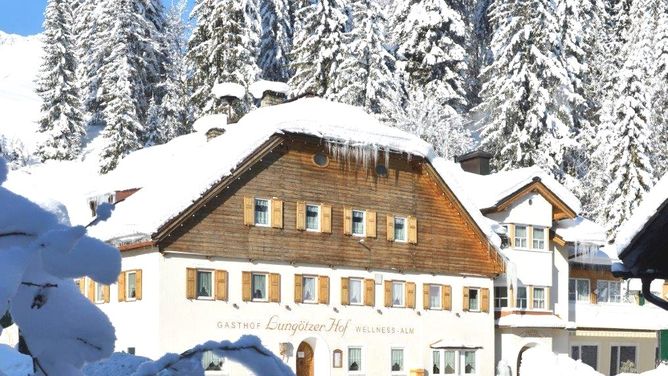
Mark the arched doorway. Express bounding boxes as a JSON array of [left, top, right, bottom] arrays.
[[296, 341, 314, 376], [516, 344, 536, 376]]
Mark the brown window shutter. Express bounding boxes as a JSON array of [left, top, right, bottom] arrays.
[[242, 272, 251, 301], [103, 285, 110, 303], [364, 279, 375, 306], [341, 277, 349, 305], [591, 279, 597, 304], [321, 204, 332, 233], [243, 197, 254, 226], [296, 201, 306, 231], [294, 274, 303, 303], [408, 216, 418, 244], [269, 273, 281, 302], [463, 287, 470, 311], [186, 268, 196, 299], [366, 211, 377, 238], [481, 288, 490, 312], [343, 207, 352, 235], [319, 276, 330, 304], [87, 278, 95, 302], [215, 270, 228, 301], [423, 284, 430, 310], [384, 280, 392, 307], [135, 270, 143, 301], [528, 286, 534, 309], [443, 285, 452, 310], [406, 282, 416, 308], [509, 224, 515, 247], [545, 287, 551, 310], [386, 214, 395, 241], [271, 199, 283, 229], [117, 273, 126, 302], [527, 225, 533, 249]]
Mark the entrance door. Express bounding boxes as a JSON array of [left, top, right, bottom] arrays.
[[296, 341, 314, 376]]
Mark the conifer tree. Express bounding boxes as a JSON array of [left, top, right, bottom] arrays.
[[187, 0, 216, 118], [35, 0, 85, 161], [258, 0, 293, 81], [144, 97, 166, 147], [650, 0, 668, 177]]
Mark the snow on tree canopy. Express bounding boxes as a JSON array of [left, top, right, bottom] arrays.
[[212, 82, 246, 100], [249, 80, 290, 99]]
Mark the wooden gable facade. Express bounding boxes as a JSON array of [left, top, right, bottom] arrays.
[[155, 134, 503, 277]]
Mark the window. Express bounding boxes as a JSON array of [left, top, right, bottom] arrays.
[[391, 348, 404, 373], [349, 278, 363, 305], [251, 273, 268, 301], [432, 350, 473, 375], [533, 287, 545, 309], [352, 210, 365, 236], [610, 346, 637, 374], [463, 351, 476, 374], [532, 227, 545, 250], [571, 345, 598, 370], [494, 286, 508, 308], [394, 217, 407, 242], [514, 225, 528, 248], [197, 270, 213, 298], [94, 282, 104, 303], [348, 347, 362, 372], [302, 276, 317, 303], [392, 281, 405, 307], [597, 280, 621, 303], [429, 284, 442, 309], [305, 204, 320, 231], [569, 279, 590, 302], [254, 198, 270, 226], [313, 152, 329, 167], [375, 164, 388, 177], [202, 350, 227, 372], [468, 288, 480, 311], [516, 286, 527, 309], [126, 271, 137, 300]]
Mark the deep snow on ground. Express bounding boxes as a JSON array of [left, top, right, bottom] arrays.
[[0, 344, 32, 376]]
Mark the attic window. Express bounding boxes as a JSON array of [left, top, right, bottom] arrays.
[[313, 152, 329, 167], [375, 164, 388, 177]]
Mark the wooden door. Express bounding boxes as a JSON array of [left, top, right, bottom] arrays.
[[296, 342, 314, 376]]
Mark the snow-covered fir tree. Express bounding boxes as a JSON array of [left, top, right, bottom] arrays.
[[289, 0, 348, 97], [650, 0, 668, 178], [144, 96, 166, 147], [35, 0, 85, 161], [258, 0, 293, 81], [477, 0, 575, 180]]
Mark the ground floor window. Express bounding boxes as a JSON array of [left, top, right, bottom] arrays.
[[348, 346, 362, 372], [610, 345, 637, 374], [432, 349, 476, 375], [494, 286, 508, 308], [202, 350, 228, 374], [391, 348, 404, 373], [571, 345, 598, 370], [516, 286, 527, 309]]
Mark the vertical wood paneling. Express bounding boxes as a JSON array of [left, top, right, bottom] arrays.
[[271, 199, 283, 229], [463, 287, 470, 311], [423, 284, 430, 309], [321, 204, 332, 233], [443, 285, 452, 310], [386, 214, 394, 241], [343, 208, 352, 236], [341, 277, 349, 305], [366, 211, 376, 238], [296, 201, 306, 230], [243, 197, 254, 226], [269, 273, 281, 302], [294, 274, 303, 303], [135, 270, 143, 300], [481, 288, 490, 312], [384, 281, 392, 307], [406, 282, 416, 308]]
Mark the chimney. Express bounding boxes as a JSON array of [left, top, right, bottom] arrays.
[[212, 82, 246, 123], [455, 150, 492, 175], [249, 80, 290, 107]]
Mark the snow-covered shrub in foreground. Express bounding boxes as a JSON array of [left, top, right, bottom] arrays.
[[0, 156, 121, 375]]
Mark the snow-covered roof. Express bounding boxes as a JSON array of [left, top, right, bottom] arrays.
[[496, 313, 567, 328], [249, 80, 290, 99], [555, 217, 606, 245], [430, 338, 483, 349], [87, 98, 502, 253], [212, 82, 246, 99], [192, 113, 227, 134]]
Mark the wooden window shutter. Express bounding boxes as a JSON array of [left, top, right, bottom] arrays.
[[509, 286, 515, 309], [243, 197, 254, 226], [117, 273, 126, 302], [423, 284, 430, 310], [186, 268, 196, 299], [269, 273, 281, 302], [509, 224, 515, 247], [591, 279, 597, 304], [463, 287, 470, 311], [528, 286, 534, 309], [242, 271, 251, 302], [384, 280, 392, 307], [386, 214, 395, 241], [364, 279, 375, 306], [215, 270, 228, 301], [271, 199, 283, 229], [135, 270, 143, 301], [408, 216, 418, 244], [406, 282, 416, 309], [366, 211, 377, 238], [527, 225, 533, 249], [443, 285, 452, 310], [294, 274, 303, 303], [341, 277, 349, 305], [296, 201, 306, 231], [545, 287, 551, 310], [102, 285, 110, 303], [481, 288, 490, 312], [321, 204, 332, 233], [87, 278, 95, 302], [343, 208, 353, 235], [319, 276, 330, 304]]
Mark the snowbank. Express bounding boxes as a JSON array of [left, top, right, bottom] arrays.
[[212, 82, 245, 99], [519, 347, 603, 376], [249, 80, 290, 98], [0, 344, 32, 376], [82, 352, 150, 376]]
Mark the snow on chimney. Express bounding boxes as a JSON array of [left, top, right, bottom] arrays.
[[249, 80, 290, 107], [455, 150, 493, 175], [212, 82, 246, 123]]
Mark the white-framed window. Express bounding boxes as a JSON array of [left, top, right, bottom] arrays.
[[251, 273, 268, 301], [533, 287, 546, 309], [429, 284, 442, 309], [349, 278, 363, 305], [532, 227, 545, 250], [571, 345, 598, 370], [569, 278, 590, 302], [468, 288, 480, 311], [432, 350, 476, 375], [390, 348, 404, 373], [352, 210, 365, 236], [597, 280, 621, 303], [197, 270, 213, 299], [305, 204, 320, 231], [302, 275, 317, 303], [494, 286, 508, 308], [202, 350, 229, 374], [347, 346, 363, 372], [516, 286, 527, 309], [94, 282, 104, 303], [610, 345, 637, 374], [463, 351, 476, 374], [394, 217, 407, 242], [514, 225, 528, 248], [392, 281, 405, 307], [254, 198, 270, 226], [126, 271, 137, 301]]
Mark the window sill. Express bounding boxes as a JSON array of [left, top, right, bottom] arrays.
[[196, 296, 214, 301]]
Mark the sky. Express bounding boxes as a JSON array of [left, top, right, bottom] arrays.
[[0, 0, 195, 36]]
